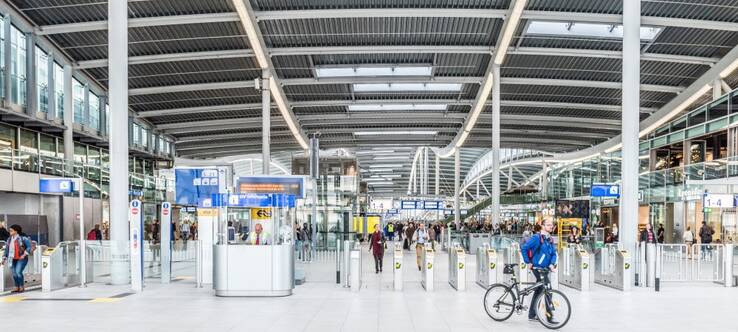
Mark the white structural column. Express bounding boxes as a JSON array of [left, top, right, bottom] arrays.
[[434, 154, 440, 196], [491, 64, 501, 226], [620, 0, 641, 256], [62, 65, 74, 171], [261, 71, 271, 175], [108, 0, 130, 285], [423, 147, 429, 195], [454, 149, 461, 226], [713, 78, 722, 100], [540, 161, 548, 198]]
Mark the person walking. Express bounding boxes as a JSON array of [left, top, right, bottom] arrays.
[[404, 222, 415, 251], [657, 223, 665, 244], [683, 226, 695, 259], [521, 218, 558, 324], [1, 225, 33, 293], [566, 226, 581, 244], [387, 222, 395, 241], [412, 223, 430, 271], [368, 224, 386, 273], [640, 223, 657, 244], [699, 222, 713, 260]]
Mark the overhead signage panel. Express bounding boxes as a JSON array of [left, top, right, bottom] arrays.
[[237, 176, 305, 198]]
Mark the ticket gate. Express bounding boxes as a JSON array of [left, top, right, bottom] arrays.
[[1, 243, 43, 292], [421, 244, 435, 291], [41, 241, 91, 292], [349, 245, 362, 292], [393, 243, 403, 291], [558, 244, 591, 291], [476, 244, 503, 288], [448, 244, 466, 291], [594, 244, 632, 291]]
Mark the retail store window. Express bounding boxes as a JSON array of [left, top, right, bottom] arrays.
[[36, 46, 49, 113]]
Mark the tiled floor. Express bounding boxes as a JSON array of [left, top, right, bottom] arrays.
[[2, 245, 735, 332]]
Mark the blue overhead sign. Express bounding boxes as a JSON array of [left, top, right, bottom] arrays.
[[591, 184, 620, 198], [175, 168, 226, 206], [423, 201, 441, 210], [39, 178, 75, 193], [401, 201, 417, 209]]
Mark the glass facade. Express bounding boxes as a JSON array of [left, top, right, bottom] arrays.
[[9, 25, 26, 105], [53, 62, 64, 118], [36, 46, 48, 113], [72, 78, 84, 124], [89, 92, 99, 130]]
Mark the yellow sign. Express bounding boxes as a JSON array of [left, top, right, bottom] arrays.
[[251, 208, 272, 220], [197, 209, 218, 217]]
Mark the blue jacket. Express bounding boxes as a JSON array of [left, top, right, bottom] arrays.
[[521, 234, 557, 268], [3, 235, 32, 260]]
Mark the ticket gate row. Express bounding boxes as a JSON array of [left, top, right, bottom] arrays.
[[475, 242, 559, 290], [41, 241, 92, 292], [651, 243, 736, 290]]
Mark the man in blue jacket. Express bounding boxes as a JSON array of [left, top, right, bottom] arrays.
[[521, 218, 557, 323]]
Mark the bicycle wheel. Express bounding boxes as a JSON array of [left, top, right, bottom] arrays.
[[483, 283, 515, 321], [535, 289, 571, 330]]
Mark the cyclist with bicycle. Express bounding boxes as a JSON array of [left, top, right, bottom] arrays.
[[521, 218, 558, 324]]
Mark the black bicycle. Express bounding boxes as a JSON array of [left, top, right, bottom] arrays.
[[483, 264, 571, 330]]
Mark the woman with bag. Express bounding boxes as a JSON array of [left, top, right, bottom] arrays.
[[1, 225, 33, 293], [368, 224, 386, 273]]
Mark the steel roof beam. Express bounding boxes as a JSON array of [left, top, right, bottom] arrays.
[[157, 116, 283, 130], [76, 49, 255, 69], [35, 12, 241, 35], [128, 81, 256, 96]]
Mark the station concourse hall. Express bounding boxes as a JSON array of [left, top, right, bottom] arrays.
[[0, 0, 738, 331]]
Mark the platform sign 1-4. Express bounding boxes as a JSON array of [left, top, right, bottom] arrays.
[[591, 184, 620, 198], [39, 178, 75, 193], [129, 199, 144, 292], [703, 193, 736, 208]]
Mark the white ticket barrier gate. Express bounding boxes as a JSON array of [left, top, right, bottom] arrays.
[[476, 245, 502, 288], [393, 243, 403, 291], [421, 244, 434, 291], [350, 247, 362, 292], [448, 244, 466, 291], [558, 244, 590, 291], [594, 244, 632, 291], [41, 242, 87, 292], [723, 244, 735, 287]]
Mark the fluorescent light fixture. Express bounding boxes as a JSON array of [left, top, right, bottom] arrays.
[[369, 164, 404, 168], [232, 1, 268, 68], [455, 131, 470, 148], [354, 131, 437, 136], [353, 83, 462, 92], [370, 174, 402, 178], [356, 149, 395, 155], [367, 169, 395, 173], [373, 156, 411, 161], [368, 182, 395, 185], [316, 65, 432, 78], [526, 21, 663, 41], [494, 0, 527, 65], [270, 78, 308, 149], [348, 104, 447, 111]]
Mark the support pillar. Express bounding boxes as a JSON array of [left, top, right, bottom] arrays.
[[108, 0, 130, 285], [541, 161, 548, 198], [454, 149, 461, 227], [47, 53, 56, 121], [25, 33, 36, 116], [620, 0, 641, 257], [713, 78, 722, 101], [507, 166, 513, 191], [423, 147, 429, 195], [491, 64, 501, 226], [62, 65, 73, 173], [434, 154, 440, 196], [262, 71, 270, 175]]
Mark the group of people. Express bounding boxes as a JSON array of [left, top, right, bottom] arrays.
[[366, 221, 442, 274]]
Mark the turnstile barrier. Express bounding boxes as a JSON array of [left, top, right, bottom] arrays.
[[421, 244, 434, 291], [393, 243, 403, 291], [448, 243, 466, 291], [476, 244, 502, 288], [594, 243, 631, 291], [558, 244, 591, 291]]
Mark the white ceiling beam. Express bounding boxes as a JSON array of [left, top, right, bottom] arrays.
[[35, 12, 240, 35], [158, 116, 283, 130], [128, 81, 255, 96], [72, 46, 717, 69], [76, 49, 255, 69], [255, 8, 507, 20], [280, 76, 683, 93], [137, 103, 265, 118]]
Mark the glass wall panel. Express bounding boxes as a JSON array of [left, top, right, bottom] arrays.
[[53, 63, 64, 118], [9, 25, 27, 105], [39, 134, 55, 156], [89, 92, 99, 130], [35, 47, 49, 113], [0, 123, 15, 148], [19, 129, 37, 153], [72, 79, 84, 124]]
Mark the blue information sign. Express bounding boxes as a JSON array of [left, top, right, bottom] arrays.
[[401, 201, 417, 209], [591, 184, 620, 197], [237, 176, 305, 198], [175, 168, 226, 206], [39, 178, 75, 193]]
